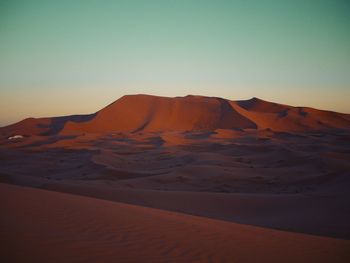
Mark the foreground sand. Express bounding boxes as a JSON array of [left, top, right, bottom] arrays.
[[1, 183, 349, 263], [44, 181, 350, 239]]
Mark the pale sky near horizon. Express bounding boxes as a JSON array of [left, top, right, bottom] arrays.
[[1, 0, 350, 126]]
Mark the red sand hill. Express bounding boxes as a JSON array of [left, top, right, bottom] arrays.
[[63, 95, 256, 133], [1, 95, 350, 137], [230, 97, 350, 132]]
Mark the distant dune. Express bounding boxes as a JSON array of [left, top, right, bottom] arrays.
[[1, 94, 350, 137], [230, 97, 350, 132], [63, 95, 257, 133], [0, 114, 95, 137]]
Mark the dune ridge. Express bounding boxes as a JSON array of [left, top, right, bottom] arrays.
[[63, 95, 257, 133], [1, 94, 350, 137]]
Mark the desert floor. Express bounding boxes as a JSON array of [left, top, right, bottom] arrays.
[[1, 129, 350, 262]]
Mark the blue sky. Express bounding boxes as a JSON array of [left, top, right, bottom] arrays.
[[1, 0, 349, 126]]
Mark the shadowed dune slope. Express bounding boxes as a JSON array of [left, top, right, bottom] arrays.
[[0, 114, 95, 137], [236, 97, 290, 113], [0, 117, 52, 137], [1, 95, 350, 136], [1, 183, 350, 263]]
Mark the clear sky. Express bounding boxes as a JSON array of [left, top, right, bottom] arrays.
[[1, 0, 349, 126]]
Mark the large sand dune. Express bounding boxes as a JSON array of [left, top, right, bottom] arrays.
[[1, 183, 349, 263], [62, 95, 257, 133], [1, 95, 350, 136]]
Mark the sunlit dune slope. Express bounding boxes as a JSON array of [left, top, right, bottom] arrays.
[[1, 95, 350, 136], [63, 94, 256, 133]]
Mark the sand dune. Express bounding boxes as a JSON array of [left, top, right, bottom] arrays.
[[230, 98, 350, 131], [1, 94, 350, 262], [1, 95, 350, 137], [63, 95, 257, 133], [1, 124, 349, 241], [0, 114, 95, 138], [236, 97, 290, 113], [44, 180, 350, 239], [1, 183, 349, 263]]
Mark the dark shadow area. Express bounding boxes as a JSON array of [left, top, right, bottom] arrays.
[[40, 113, 97, 135]]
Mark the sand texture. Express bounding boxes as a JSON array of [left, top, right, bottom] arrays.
[[1, 183, 350, 263]]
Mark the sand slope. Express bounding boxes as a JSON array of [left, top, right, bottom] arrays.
[[63, 95, 257, 133], [44, 181, 350, 239], [1, 183, 349, 263], [2, 95, 350, 137], [230, 98, 350, 131], [0, 114, 95, 137]]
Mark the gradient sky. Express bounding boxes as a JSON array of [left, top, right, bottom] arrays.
[[1, 0, 349, 126]]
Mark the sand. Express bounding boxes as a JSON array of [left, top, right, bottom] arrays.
[[1, 94, 350, 262], [44, 181, 350, 239], [1, 183, 349, 263], [2, 95, 350, 137]]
